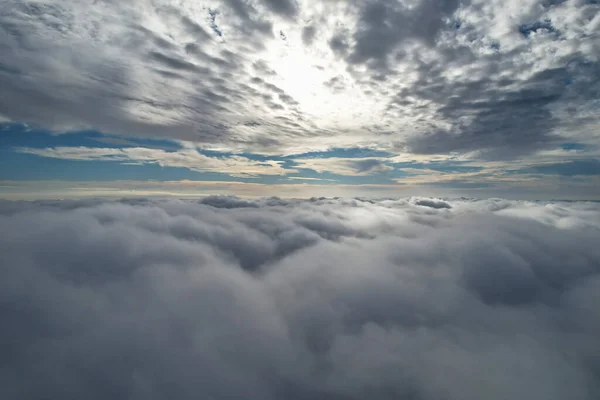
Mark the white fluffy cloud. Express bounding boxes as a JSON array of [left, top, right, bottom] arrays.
[[1, 197, 599, 399], [17, 146, 294, 176]]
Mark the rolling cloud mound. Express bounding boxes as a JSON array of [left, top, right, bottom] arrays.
[[1, 197, 600, 399]]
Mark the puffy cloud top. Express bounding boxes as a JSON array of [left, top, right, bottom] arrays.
[[1, 197, 600, 399]]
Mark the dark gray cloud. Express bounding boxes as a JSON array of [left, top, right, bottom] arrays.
[[401, 62, 598, 158], [345, 0, 600, 158], [149, 51, 206, 72], [261, 0, 299, 19], [328, 32, 350, 55], [347, 158, 392, 174], [301, 24, 316, 45], [323, 75, 347, 93], [1, 197, 600, 399], [414, 198, 452, 209], [346, 0, 460, 69], [200, 195, 260, 208], [222, 0, 274, 35]]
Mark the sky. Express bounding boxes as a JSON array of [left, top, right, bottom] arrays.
[[0, 0, 599, 198]]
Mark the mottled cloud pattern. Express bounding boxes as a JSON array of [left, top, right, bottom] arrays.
[[0, 0, 598, 157], [1, 198, 600, 399]]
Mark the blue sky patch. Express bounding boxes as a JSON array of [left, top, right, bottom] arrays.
[[2, 122, 598, 195], [518, 20, 557, 38], [560, 143, 586, 151], [0, 123, 179, 150], [517, 160, 600, 176]]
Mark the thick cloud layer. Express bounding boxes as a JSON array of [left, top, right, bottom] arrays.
[[1, 197, 600, 399]]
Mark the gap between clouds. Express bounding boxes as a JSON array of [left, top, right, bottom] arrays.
[[15, 143, 600, 185], [17, 145, 295, 177]]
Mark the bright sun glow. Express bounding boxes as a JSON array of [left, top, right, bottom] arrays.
[[264, 39, 383, 127]]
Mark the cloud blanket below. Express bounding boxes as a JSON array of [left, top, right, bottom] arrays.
[[1, 197, 600, 399]]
